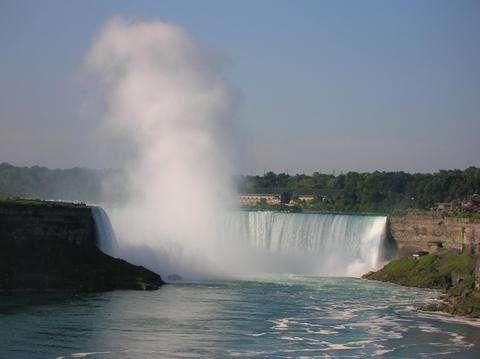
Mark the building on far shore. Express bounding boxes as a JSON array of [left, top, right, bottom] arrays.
[[436, 194, 480, 213], [296, 194, 316, 202], [239, 194, 281, 205]]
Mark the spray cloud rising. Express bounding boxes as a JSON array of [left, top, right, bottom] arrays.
[[87, 17, 390, 279], [87, 16, 237, 278]]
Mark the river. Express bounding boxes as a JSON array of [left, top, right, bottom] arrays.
[[1, 275, 480, 358]]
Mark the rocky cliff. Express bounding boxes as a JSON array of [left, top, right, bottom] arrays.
[[0, 199, 164, 292], [388, 214, 480, 257], [367, 214, 480, 317]]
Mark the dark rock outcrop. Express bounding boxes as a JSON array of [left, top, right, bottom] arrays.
[[0, 199, 164, 292]]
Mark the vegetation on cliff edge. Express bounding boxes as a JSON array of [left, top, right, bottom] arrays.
[[363, 253, 480, 317], [1, 163, 479, 212], [0, 197, 88, 208]]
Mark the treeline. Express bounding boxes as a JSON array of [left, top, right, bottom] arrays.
[[237, 167, 480, 212], [0, 163, 126, 205], [1, 163, 479, 212]]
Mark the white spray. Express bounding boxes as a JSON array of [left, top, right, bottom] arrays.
[[86, 16, 390, 280], [86, 16, 236, 279]]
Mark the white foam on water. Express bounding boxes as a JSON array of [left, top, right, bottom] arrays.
[[271, 318, 290, 331], [55, 352, 112, 359]]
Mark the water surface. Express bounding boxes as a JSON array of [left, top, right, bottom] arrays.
[[1, 276, 480, 358]]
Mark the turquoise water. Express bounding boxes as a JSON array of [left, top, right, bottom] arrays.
[[1, 276, 480, 358]]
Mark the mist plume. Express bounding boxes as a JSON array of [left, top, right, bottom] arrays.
[[87, 16, 236, 278]]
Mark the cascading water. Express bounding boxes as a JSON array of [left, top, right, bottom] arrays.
[[219, 211, 390, 277], [93, 205, 391, 279], [91, 206, 119, 257]]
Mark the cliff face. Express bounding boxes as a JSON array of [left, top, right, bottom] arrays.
[[387, 214, 480, 299], [0, 201, 164, 292], [388, 215, 480, 257]]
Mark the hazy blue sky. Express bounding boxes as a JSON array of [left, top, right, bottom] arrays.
[[1, 0, 479, 173]]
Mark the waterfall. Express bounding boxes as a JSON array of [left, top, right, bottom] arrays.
[[220, 211, 390, 277], [91, 206, 119, 257], [91, 207, 391, 279]]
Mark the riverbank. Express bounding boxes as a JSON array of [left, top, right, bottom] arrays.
[[363, 253, 480, 317]]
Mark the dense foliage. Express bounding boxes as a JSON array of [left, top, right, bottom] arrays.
[[1, 163, 479, 211], [237, 167, 480, 212]]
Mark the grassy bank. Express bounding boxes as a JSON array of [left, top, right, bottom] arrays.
[[363, 253, 480, 317]]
